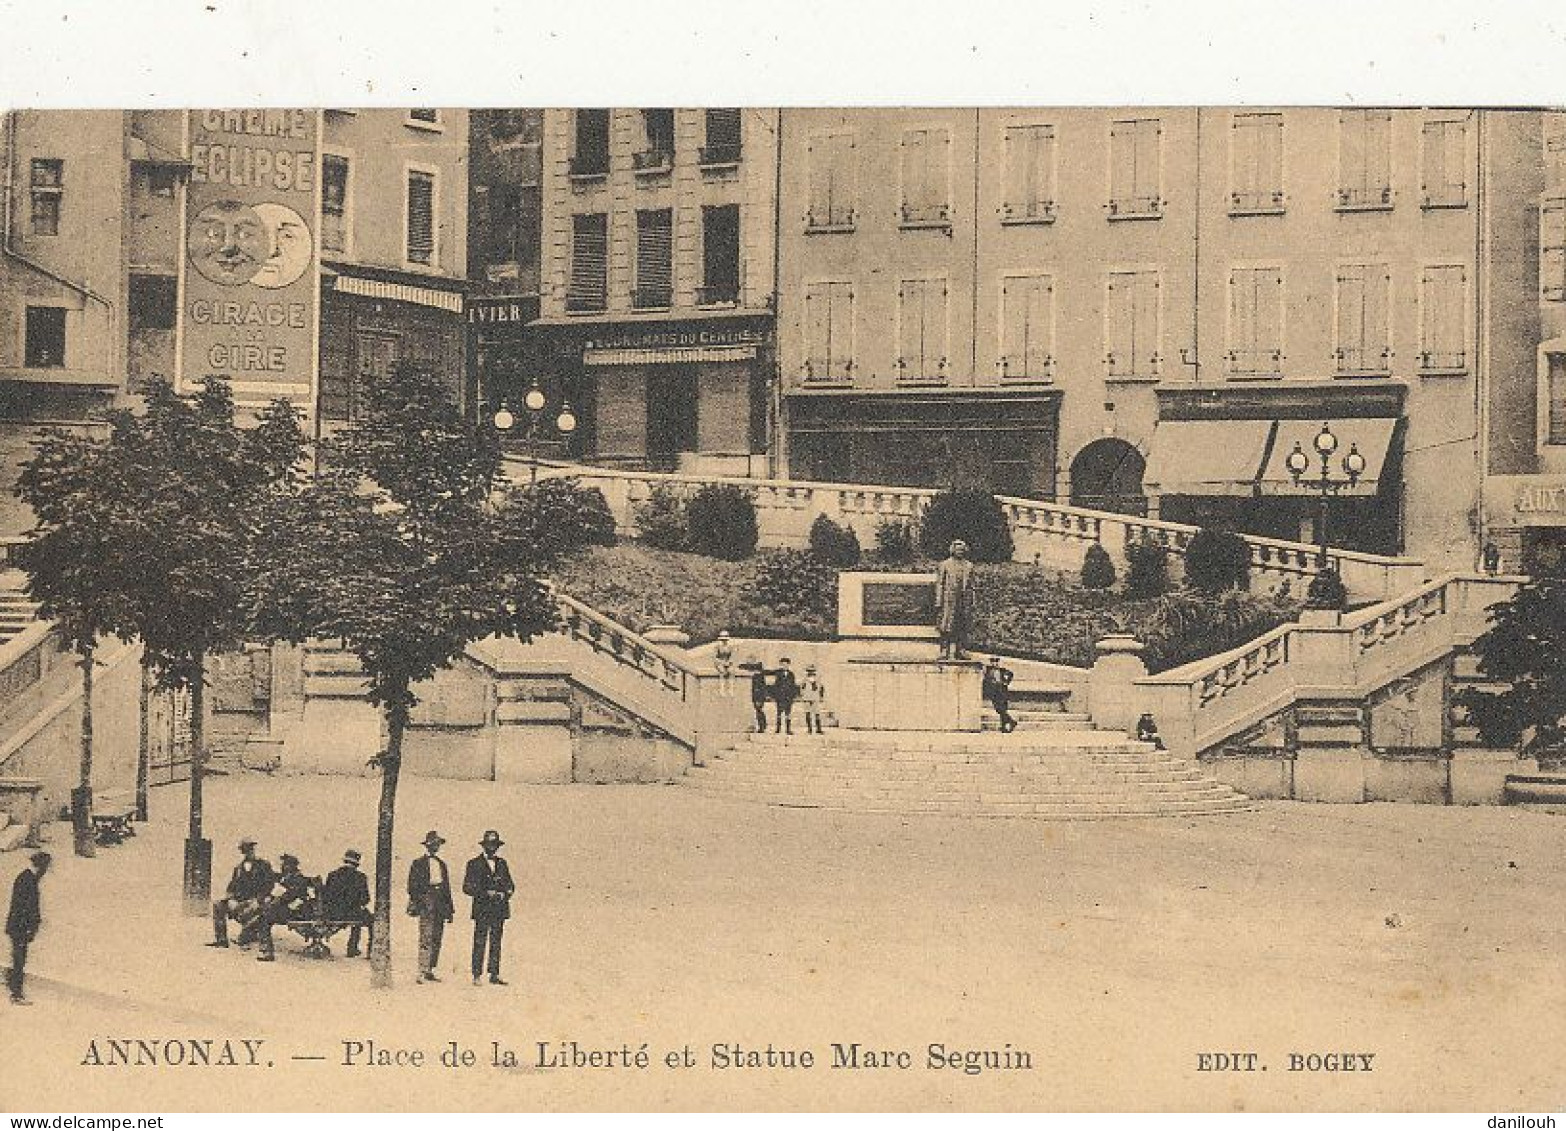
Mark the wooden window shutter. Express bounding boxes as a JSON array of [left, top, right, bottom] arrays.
[[406, 171, 434, 264]]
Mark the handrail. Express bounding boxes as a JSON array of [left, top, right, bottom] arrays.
[[552, 590, 701, 703]]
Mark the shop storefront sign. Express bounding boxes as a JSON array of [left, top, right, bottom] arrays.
[[1486, 474, 1566, 525]]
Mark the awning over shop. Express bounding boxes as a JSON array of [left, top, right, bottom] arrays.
[[333, 275, 464, 314], [1258, 417, 1399, 496], [1142, 419, 1275, 497]]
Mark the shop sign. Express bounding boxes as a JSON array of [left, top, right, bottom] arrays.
[[585, 324, 769, 352], [467, 297, 534, 326]]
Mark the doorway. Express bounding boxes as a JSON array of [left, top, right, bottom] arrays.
[[646, 367, 699, 469]]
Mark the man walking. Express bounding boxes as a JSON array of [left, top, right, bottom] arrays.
[[321, 848, 372, 958], [7, 851, 51, 1006], [406, 831, 454, 983], [209, 836, 274, 948], [462, 830, 515, 987]]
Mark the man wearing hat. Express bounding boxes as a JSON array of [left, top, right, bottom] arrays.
[[462, 830, 516, 986], [209, 836, 274, 949], [255, 853, 314, 963], [406, 831, 454, 983], [7, 851, 51, 1005], [321, 848, 372, 958]]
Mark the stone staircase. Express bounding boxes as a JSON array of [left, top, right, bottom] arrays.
[[0, 574, 39, 645], [684, 727, 1255, 820]]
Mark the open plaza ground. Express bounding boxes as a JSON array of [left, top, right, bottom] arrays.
[[4, 772, 1565, 1112]]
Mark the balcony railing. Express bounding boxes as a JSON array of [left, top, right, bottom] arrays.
[[1336, 185, 1393, 210], [632, 148, 673, 174], [632, 285, 672, 310], [1333, 346, 1392, 374], [1106, 195, 1163, 219], [899, 202, 950, 227], [1229, 189, 1286, 214], [1418, 349, 1467, 373], [1000, 199, 1056, 224], [805, 207, 855, 232], [565, 291, 608, 313], [696, 283, 739, 307], [568, 154, 609, 179], [1422, 184, 1467, 209], [699, 143, 742, 168]]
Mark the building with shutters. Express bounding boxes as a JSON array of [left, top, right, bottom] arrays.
[[531, 108, 779, 475], [775, 107, 1548, 574]]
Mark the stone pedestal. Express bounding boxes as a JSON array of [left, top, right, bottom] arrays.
[[1087, 634, 1149, 732], [837, 658, 984, 731]]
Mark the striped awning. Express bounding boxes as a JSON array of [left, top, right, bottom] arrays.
[[584, 344, 757, 366], [333, 275, 464, 314]]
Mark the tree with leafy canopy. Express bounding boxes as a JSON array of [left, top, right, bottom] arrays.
[[249, 365, 561, 988], [1454, 578, 1566, 762]]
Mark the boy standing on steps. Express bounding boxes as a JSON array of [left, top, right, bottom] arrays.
[[983, 656, 1017, 733], [799, 664, 828, 735]]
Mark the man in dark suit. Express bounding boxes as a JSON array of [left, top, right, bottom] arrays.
[[208, 836, 274, 948], [321, 848, 372, 958], [7, 851, 50, 1005], [983, 656, 1017, 733], [773, 657, 800, 735], [255, 853, 315, 963], [406, 830, 454, 983], [462, 830, 515, 986]]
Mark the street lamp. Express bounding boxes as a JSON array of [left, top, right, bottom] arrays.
[[507, 378, 579, 485], [1285, 421, 1366, 610]]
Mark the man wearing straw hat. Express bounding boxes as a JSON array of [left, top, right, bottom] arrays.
[[406, 831, 454, 983], [463, 830, 516, 986]]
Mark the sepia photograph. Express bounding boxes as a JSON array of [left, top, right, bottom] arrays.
[[1, 0, 1564, 1119]]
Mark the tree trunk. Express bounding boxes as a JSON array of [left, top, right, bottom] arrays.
[[135, 657, 151, 822], [72, 644, 96, 858], [181, 658, 212, 913], [369, 696, 407, 990]]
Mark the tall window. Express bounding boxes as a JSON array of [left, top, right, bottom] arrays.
[[407, 109, 441, 127], [896, 276, 948, 382], [1548, 353, 1566, 445], [567, 213, 608, 312], [24, 306, 65, 368], [899, 127, 951, 226], [806, 132, 856, 230], [571, 109, 610, 177], [30, 159, 62, 236], [1338, 110, 1393, 209], [701, 109, 742, 166], [1002, 125, 1056, 222], [1227, 267, 1284, 376], [321, 154, 349, 255], [1542, 196, 1566, 302], [634, 208, 673, 308], [128, 274, 177, 332], [1421, 117, 1468, 208], [1419, 265, 1467, 372], [1105, 270, 1160, 378], [1000, 274, 1054, 380], [1334, 263, 1392, 374], [700, 204, 740, 305], [1108, 119, 1161, 218], [405, 169, 435, 265], [803, 280, 854, 382], [635, 109, 674, 171], [1230, 113, 1284, 213]]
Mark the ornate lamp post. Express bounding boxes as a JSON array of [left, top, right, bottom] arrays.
[[504, 378, 578, 485], [1285, 421, 1367, 610]]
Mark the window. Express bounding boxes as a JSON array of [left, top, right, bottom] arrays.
[[24, 306, 65, 368], [1001, 125, 1056, 223], [321, 154, 349, 256], [148, 166, 177, 198], [570, 110, 610, 178], [1338, 110, 1393, 209], [806, 132, 856, 230], [1334, 264, 1392, 374], [1108, 119, 1161, 218], [1419, 265, 1467, 372], [30, 159, 62, 236], [354, 332, 401, 421], [406, 109, 441, 129], [129, 274, 177, 331], [700, 204, 740, 305], [567, 213, 608, 312], [635, 109, 675, 173], [405, 169, 435, 265], [1000, 274, 1054, 380], [803, 281, 854, 382], [1543, 197, 1566, 302], [1226, 267, 1283, 376], [1548, 353, 1566, 445], [896, 276, 949, 382], [1230, 113, 1284, 213], [478, 184, 540, 279], [1105, 270, 1160, 378], [634, 208, 673, 308], [701, 109, 742, 166], [1422, 118, 1468, 208], [899, 127, 951, 226]]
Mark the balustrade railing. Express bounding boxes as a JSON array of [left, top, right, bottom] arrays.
[[554, 591, 698, 705]]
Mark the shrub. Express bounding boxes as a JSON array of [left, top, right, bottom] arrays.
[[1124, 539, 1170, 599], [1081, 542, 1116, 589], [635, 485, 688, 551], [1141, 590, 1296, 672], [873, 519, 917, 565], [504, 477, 616, 564], [1305, 568, 1348, 611], [918, 490, 1015, 564], [808, 514, 862, 568], [685, 483, 760, 560], [1184, 527, 1251, 593], [747, 548, 838, 618]]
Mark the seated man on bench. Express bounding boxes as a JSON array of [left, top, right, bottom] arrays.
[[320, 848, 372, 958], [208, 836, 274, 949], [255, 853, 315, 963]]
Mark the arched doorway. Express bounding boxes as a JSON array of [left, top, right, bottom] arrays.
[[1070, 439, 1147, 515]]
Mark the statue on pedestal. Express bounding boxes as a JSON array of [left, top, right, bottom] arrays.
[[935, 539, 975, 660]]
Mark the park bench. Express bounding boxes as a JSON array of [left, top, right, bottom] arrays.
[[92, 790, 137, 846], [282, 916, 372, 959]]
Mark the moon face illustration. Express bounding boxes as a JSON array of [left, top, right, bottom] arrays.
[[251, 202, 313, 290], [189, 200, 269, 287]]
